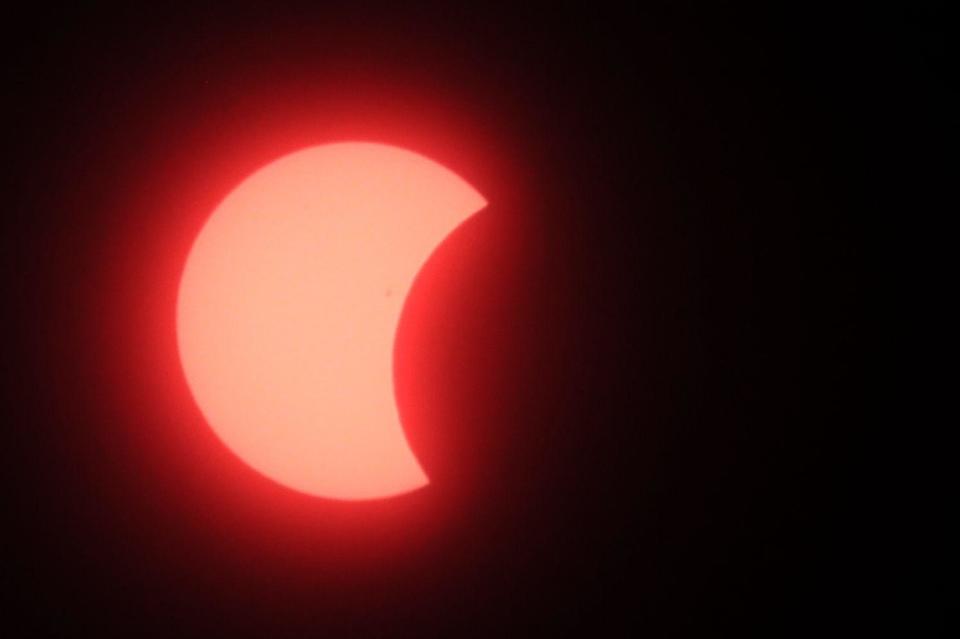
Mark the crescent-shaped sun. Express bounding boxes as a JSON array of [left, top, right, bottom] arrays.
[[176, 142, 486, 500]]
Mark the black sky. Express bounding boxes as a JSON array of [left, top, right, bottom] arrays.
[[3, 4, 877, 636]]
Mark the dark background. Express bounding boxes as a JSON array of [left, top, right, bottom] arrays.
[[4, 3, 877, 636]]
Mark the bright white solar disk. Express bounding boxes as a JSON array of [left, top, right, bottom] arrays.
[[176, 142, 486, 500]]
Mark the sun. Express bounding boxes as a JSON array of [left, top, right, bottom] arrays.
[[176, 142, 486, 500]]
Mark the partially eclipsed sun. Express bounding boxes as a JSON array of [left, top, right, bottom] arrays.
[[176, 142, 487, 500]]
